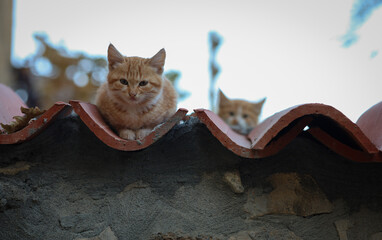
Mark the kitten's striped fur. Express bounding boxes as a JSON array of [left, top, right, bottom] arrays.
[[95, 44, 177, 140]]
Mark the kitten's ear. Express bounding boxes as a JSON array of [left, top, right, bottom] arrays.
[[254, 98, 266, 110], [149, 48, 166, 74], [219, 89, 230, 106], [108, 43, 124, 70]]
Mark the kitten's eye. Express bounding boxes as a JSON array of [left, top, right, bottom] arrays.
[[139, 80, 148, 86], [242, 114, 248, 118], [120, 79, 128, 85], [229, 112, 234, 116]]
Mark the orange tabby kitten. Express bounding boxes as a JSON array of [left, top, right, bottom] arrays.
[[218, 90, 265, 135], [95, 44, 177, 140]]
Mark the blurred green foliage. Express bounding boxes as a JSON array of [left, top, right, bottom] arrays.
[[15, 33, 189, 108]]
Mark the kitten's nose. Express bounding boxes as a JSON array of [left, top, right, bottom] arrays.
[[129, 92, 137, 97], [232, 119, 238, 125]]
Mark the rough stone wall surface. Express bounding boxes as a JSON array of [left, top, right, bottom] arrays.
[[0, 117, 382, 240]]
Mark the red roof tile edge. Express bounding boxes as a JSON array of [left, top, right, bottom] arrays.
[[357, 101, 382, 152], [70, 100, 188, 151], [194, 104, 381, 162], [249, 104, 377, 153], [194, 108, 254, 158], [256, 116, 314, 158], [194, 109, 316, 159], [307, 127, 374, 162], [1, 83, 380, 161], [0, 83, 72, 144], [0, 102, 72, 144], [0, 83, 27, 127]]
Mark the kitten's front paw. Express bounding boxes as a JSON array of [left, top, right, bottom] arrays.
[[119, 129, 136, 140], [136, 128, 152, 140]]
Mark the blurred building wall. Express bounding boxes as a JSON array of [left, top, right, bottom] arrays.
[[0, 0, 13, 86]]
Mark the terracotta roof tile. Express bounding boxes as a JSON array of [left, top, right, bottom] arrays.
[[253, 103, 378, 162], [356, 101, 382, 159], [0, 83, 27, 126], [356, 101, 382, 150], [307, 126, 374, 162], [70, 100, 188, 151], [195, 103, 381, 162], [0, 83, 381, 161], [194, 108, 253, 158], [0, 84, 71, 144]]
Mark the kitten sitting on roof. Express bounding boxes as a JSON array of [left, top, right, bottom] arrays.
[[95, 44, 177, 140]]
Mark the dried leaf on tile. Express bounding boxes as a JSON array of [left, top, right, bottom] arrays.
[[0, 106, 46, 134]]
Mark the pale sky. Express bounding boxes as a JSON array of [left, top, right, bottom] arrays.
[[12, 0, 382, 122]]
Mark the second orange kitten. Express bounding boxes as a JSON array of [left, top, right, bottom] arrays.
[[95, 44, 177, 140], [218, 90, 265, 135]]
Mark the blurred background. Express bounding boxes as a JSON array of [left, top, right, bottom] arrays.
[[1, 0, 381, 121]]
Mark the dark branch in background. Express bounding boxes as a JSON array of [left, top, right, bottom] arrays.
[[208, 31, 223, 112]]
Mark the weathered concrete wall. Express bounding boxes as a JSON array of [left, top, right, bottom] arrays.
[[0, 117, 382, 240]]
